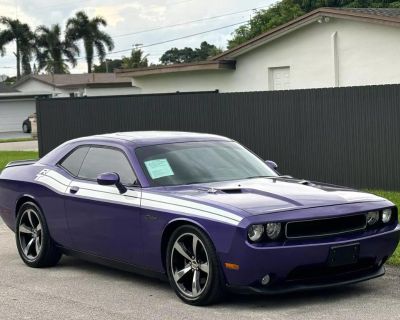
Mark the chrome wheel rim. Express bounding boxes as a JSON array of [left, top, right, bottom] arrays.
[[171, 233, 210, 298], [18, 209, 42, 261]]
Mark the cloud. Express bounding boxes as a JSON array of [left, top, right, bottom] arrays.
[[0, 0, 277, 76]]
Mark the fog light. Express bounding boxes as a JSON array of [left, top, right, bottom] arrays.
[[248, 224, 264, 242], [382, 209, 392, 223], [266, 222, 282, 240], [261, 274, 270, 286], [367, 211, 379, 225]]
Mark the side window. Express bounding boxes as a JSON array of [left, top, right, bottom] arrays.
[[59, 147, 89, 176], [78, 147, 136, 185]]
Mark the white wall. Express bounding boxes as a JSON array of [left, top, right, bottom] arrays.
[[0, 99, 36, 132], [84, 86, 141, 96], [133, 18, 400, 93], [15, 80, 69, 96], [15, 79, 140, 97]]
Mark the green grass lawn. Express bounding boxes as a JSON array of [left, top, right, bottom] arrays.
[[0, 151, 38, 171], [0, 151, 398, 266], [366, 190, 400, 266], [0, 138, 35, 144]]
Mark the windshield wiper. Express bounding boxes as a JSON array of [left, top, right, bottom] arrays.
[[244, 175, 294, 180], [243, 175, 277, 179]]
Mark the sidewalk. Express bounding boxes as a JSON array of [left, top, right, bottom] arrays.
[[0, 140, 38, 151]]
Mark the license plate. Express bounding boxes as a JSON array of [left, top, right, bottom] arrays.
[[328, 243, 360, 267]]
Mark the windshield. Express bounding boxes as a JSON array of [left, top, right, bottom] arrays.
[[135, 141, 278, 187]]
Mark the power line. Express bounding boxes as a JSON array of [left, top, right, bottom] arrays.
[[95, 20, 248, 60], [111, 5, 268, 38]]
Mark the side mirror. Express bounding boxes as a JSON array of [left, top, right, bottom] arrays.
[[97, 172, 127, 194], [265, 160, 278, 171]]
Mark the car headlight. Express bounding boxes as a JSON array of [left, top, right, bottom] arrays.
[[266, 222, 282, 240], [382, 208, 392, 223], [366, 211, 379, 225], [248, 224, 264, 242]]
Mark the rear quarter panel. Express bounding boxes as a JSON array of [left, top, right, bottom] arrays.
[[0, 164, 72, 247]]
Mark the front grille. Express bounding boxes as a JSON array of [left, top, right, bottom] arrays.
[[285, 214, 367, 239]]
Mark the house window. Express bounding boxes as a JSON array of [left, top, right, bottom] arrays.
[[269, 67, 290, 90]]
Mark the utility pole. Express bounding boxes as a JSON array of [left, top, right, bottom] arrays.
[[105, 59, 112, 73]]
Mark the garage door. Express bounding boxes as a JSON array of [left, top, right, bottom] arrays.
[[0, 99, 36, 132]]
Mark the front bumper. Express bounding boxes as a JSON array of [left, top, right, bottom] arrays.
[[221, 224, 400, 292], [227, 265, 385, 294]]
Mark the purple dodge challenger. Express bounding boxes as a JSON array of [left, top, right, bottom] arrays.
[[0, 131, 399, 305]]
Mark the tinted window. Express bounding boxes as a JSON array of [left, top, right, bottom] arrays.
[[78, 147, 136, 185], [135, 141, 277, 186], [60, 147, 89, 176]]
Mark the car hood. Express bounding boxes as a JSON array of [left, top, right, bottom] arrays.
[[159, 178, 385, 216]]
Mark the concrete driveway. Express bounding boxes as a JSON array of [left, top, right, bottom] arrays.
[[0, 140, 38, 151], [0, 219, 399, 320]]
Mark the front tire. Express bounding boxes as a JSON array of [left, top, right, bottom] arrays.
[[166, 225, 224, 305], [16, 202, 62, 268]]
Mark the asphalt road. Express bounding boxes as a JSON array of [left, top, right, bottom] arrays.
[[0, 132, 31, 140], [0, 219, 399, 320]]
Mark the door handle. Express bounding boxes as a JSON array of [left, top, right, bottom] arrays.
[[70, 186, 79, 194]]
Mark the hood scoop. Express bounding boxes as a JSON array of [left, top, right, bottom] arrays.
[[207, 187, 244, 194]]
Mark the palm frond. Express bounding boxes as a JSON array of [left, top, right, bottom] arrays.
[[95, 30, 114, 51], [94, 40, 107, 62]]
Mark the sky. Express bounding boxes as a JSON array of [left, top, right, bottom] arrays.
[[0, 0, 277, 76]]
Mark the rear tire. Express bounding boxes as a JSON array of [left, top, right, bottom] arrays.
[[16, 202, 62, 268], [166, 225, 225, 305]]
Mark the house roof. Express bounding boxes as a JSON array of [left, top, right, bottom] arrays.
[[116, 60, 236, 78], [14, 73, 133, 89], [116, 7, 400, 79], [211, 7, 400, 60], [0, 92, 51, 100], [0, 82, 19, 93]]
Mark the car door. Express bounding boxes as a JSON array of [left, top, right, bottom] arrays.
[[62, 145, 142, 265]]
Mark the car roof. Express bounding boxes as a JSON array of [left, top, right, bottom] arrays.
[[82, 131, 232, 147]]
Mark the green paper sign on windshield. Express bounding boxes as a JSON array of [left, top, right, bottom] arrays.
[[144, 159, 174, 180]]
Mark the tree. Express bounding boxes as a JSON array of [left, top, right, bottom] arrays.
[[3, 75, 16, 85], [0, 17, 36, 79], [121, 49, 149, 69], [35, 24, 79, 74], [228, 0, 304, 49], [66, 11, 114, 73], [160, 41, 222, 65], [93, 59, 123, 72], [228, 0, 400, 49], [196, 41, 223, 60]]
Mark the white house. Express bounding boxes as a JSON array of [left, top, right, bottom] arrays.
[[0, 83, 50, 133], [13, 73, 140, 97], [116, 8, 400, 93]]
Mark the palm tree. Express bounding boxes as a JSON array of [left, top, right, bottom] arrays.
[[66, 11, 114, 73], [121, 49, 149, 69], [0, 17, 36, 79], [35, 24, 79, 74]]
